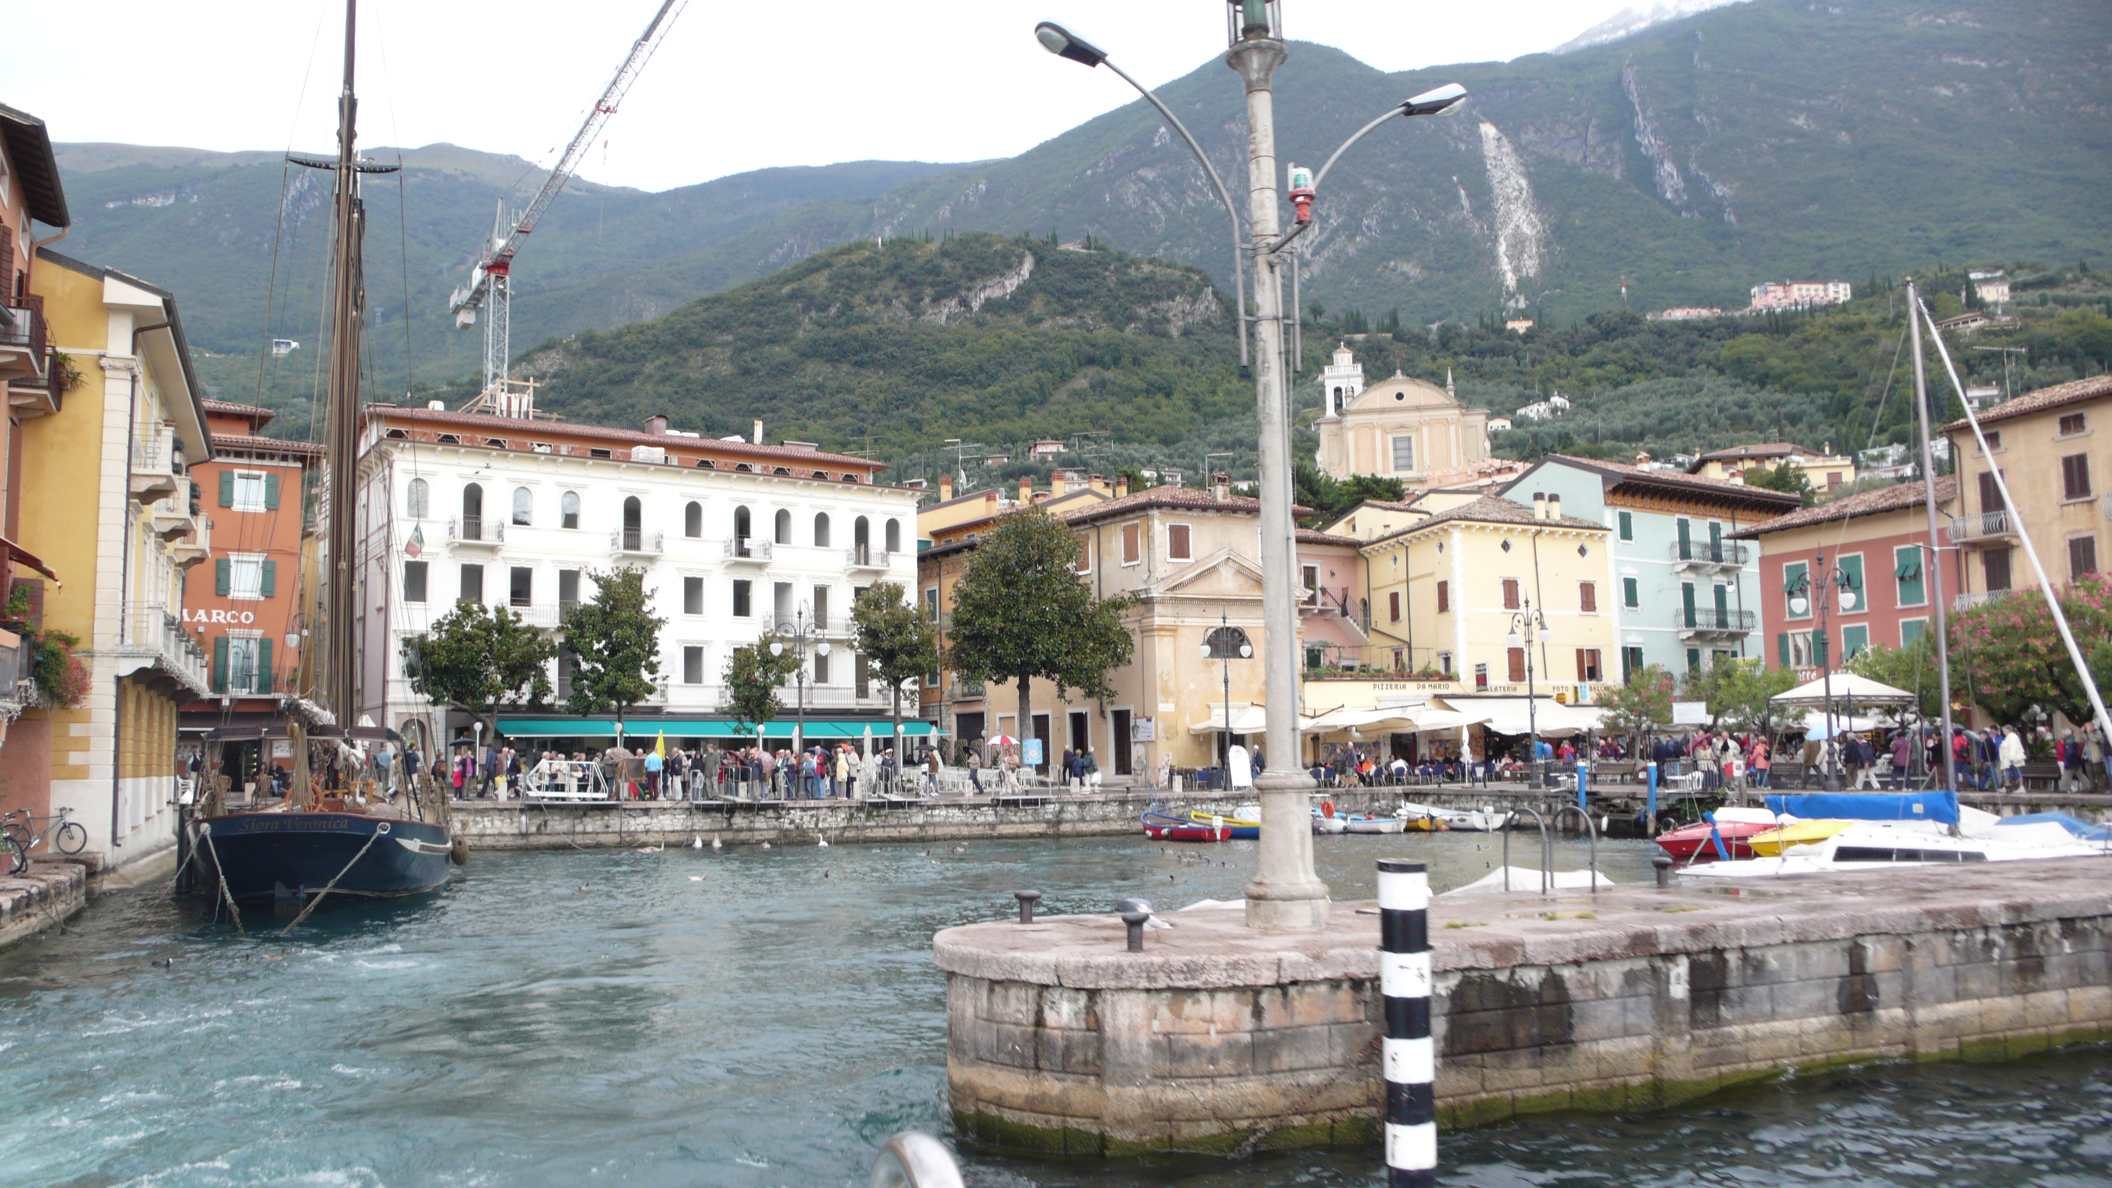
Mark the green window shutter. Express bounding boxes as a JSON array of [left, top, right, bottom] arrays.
[[1838, 553, 1864, 595], [1623, 576, 1638, 607], [1681, 582, 1697, 627], [1842, 625, 1868, 660], [1813, 629, 1829, 667], [1618, 511, 1633, 541], [215, 558, 231, 597], [1778, 633, 1791, 667], [265, 472, 281, 510], [212, 636, 228, 693], [218, 470, 234, 507], [1714, 584, 1729, 618], [1900, 619, 1926, 648], [261, 560, 277, 598], [1895, 546, 1924, 607], [256, 638, 273, 693], [1708, 521, 1723, 546], [1676, 518, 1691, 556]]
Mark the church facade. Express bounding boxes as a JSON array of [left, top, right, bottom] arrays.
[[1312, 344, 1492, 489]]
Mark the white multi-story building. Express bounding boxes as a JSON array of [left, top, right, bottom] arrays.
[[353, 399, 922, 753], [1747, 280, 1853, 311]]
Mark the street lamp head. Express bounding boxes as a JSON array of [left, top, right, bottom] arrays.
[[1839, 589, 1858, 611], [1239, 643, 1254, 658], [816, 641, 832, 657], [1508, 631, 1522, 649], [1401, 83, 1467, 117], [769, 639, 784, 656], [1789, 595, 1810, 616], [1034, 22, 1106, 68], [1200, 642, 1213, 659], [1537, 628, 1552, 644]]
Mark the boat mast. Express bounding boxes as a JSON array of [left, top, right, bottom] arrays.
[[321, 0, 365, 725], [1906, 279, 1957, 791]]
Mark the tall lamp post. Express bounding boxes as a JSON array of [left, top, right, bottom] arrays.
[[1201, 612, 1254, 777], [770, 604, 831, 765], [1507, 598, 1551, 789], [1785, 554, 1858, 792], [1035, 2, 1463, 932]]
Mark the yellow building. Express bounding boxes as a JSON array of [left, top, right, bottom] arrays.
[[1944, 373, 2112, 605], [919, 484, 1366, 779], [1687, 441, 1856, 496], [1312, 344, 1490, 487], [917, 471, 1115, 548], [1359, 494, 1616, 705], [20, 248, 212, 872]]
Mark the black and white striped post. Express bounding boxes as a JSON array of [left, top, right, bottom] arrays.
[[1378, 858, 1436, 1187]]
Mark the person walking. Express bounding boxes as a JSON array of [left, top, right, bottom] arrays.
[[1082, 746, 1099, 789], [1749, 737, 1771, 789], [922, 744, 941, 796], [966, 744, 984, 795], [1997, 726, 2026, 791]]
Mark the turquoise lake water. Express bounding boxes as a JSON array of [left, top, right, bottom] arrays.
[[2, 833, 2105, 1187]]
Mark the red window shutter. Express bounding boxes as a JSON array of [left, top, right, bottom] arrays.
[[1389, 591, 1402, 622], [1507, 647, 1526, 683], [1436, 581, 1448, 613], [1502, 579, 1520, 610], [1580, 582, 1596, 613]]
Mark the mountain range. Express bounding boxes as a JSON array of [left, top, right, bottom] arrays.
[[43, 0, 2111, 415]]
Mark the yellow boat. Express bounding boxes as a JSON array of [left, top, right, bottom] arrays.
[[1748, 820, 1852, 856]]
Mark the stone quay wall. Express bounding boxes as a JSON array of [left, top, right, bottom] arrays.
[[934, 858, 2112, 1155], [0, 861, 89, 952]]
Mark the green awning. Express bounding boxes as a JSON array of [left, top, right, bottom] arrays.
[[495, 717, 940, 739], [1895, 553, 1921, 580]]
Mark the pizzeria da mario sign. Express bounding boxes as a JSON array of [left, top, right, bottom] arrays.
[[185, 610, 257, 625]]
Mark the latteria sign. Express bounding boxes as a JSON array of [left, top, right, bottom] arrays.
[[184, 609, 257, 625]]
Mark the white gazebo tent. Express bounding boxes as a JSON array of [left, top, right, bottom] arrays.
[[1769, 672, 1918, 709]]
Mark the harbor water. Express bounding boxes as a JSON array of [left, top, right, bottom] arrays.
[[3, 834, 2107, 1187]]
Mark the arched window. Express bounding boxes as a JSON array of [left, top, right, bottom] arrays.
[[813, 512, 831, 548], [561, 490, 580, 530], [884, 518, 901, 554], [734, 505, 751, 541], [621, 496, 642, 551], [407, 478, 428, 519], [684, 501, 702, 538], [853, 515, 871, 564], [462, 483, 484, 539], [512, 487, 533, 526], [774, 508, 792, 544]]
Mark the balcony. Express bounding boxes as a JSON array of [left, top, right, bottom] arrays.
[[1953, 589, 2011, 612], [1669, 539, 1749, 569], [117, 602, 211, 699], [129, 422, 182, 504], [449, 515, 505, 549], [723, 537, 771, 566], [846, 545, 891, 571], [6, 347, 62, 418], [509, 602, 562, 628], [1947, 510, 2017, 546], [0, 297, 48, 385], [612, 528, 665, 558], [1671, 606, 1757, 635]]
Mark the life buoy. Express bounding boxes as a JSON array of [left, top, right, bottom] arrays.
[[1321, 799, 1336, 818]]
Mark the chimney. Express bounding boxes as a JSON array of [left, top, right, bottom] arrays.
[[643, 413, 669, 436], [1728, 469, 1746, 485], [1088, 472, 1106, 494], [1532, 491, 1548, 521], [1115, 475, 1130, 498], [1635, 450, 1652, 468], [1059, 471, 1077, 495], [1018, 476, 1034, 505], [1822, 440, 1833, 456], [984, 491, 999, 512], [1212, 472, 1231, 501], [751, 419, 764, 445], [1548, 493, 1562, 521], [939, 474, 954, 502]]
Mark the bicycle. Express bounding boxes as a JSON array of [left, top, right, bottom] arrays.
[[4, 807, 87, 874]]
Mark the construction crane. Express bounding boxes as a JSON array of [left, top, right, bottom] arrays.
[[448, 0, 687, 408]]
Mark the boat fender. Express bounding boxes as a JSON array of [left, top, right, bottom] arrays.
[[1321, 800, 1336, 818], [449, 833, 470, 865]]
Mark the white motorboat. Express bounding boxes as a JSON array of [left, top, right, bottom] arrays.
[[1682, 818, 2108, 878]]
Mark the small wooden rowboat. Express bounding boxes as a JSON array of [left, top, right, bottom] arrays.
[[1185, 811, 1260, 839], [1142, 812, 1231, 842]]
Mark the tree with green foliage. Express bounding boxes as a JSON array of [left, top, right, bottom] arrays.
[[851, 582, 941, 757], [402, 602, 557, 739], [721, 631, 798, 740], [1847, 638, 1946, 722], [1599, 665, 1675, 750], [1681, 657, 1799, 734], [1743, 463, 1815, 506], [1946, 575, 2112, 729], [561, 567, 667, 735], [1292, 461, 1407, 524], [948, 509, 1137, 764]]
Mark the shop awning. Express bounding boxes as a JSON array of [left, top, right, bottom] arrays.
[[1434, 696, 1605, 738], [1188, 702, 1270, 734], [0, 534, 59, 582], [495, 717, 942, 739]]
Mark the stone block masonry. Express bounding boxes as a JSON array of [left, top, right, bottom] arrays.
[[934, 858, 2112, 1154], [0, 861, 89, 952]]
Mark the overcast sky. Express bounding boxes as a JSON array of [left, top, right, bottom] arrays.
[[20, 0, 1661, 193]]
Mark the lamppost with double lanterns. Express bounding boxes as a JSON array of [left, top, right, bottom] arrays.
[[769, 604, 831, 766], [1200, 612, 1254, 776], [1785, 554, 1859, 792], [1507, 597, 1551, 789], [1034, 1, 1465, 931]]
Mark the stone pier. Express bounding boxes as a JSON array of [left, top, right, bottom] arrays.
[[0, 860, 89, 952], [934, 857, 2112, 1154]]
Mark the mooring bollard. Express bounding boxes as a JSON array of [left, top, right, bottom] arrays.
[[1120, 911, 1150, 952], [1377, 859, 1436, 1188], [1014, 890, 1041, 923], [1653, 852, 1674, 888]]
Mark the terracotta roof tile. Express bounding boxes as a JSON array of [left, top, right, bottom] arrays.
[[1730, 476, 1956, 538], [1531, 454, 1803, 508], [1369, 496, 1605, 544], [210, 432, 325, 456], [365, 405, 878, 470], [1942, 373, 2112, 433]]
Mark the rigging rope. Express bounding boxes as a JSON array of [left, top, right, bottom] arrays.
[[200, 825, 245, 936], [275, 824, 385, 936]]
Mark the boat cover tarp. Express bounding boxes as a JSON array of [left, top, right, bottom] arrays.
[[1763, 791, 1959, 826], [1997, 812, 2112, 842]]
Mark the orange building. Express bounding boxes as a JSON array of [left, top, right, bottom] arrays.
[[178, 400, 322, 745]]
